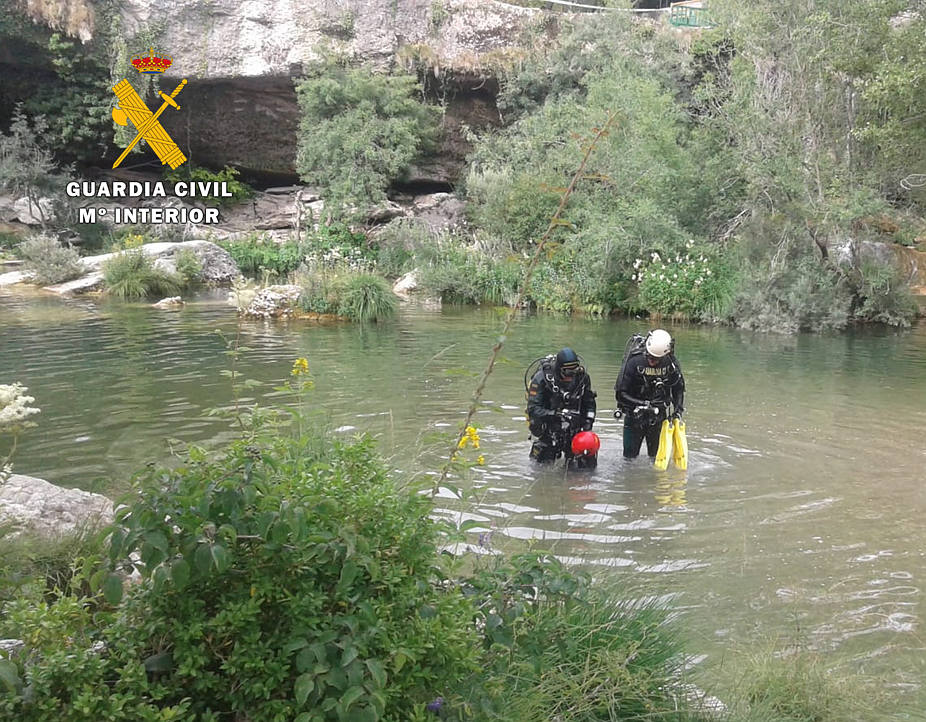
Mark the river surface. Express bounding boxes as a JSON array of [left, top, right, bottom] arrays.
[[2, 289, 925, 713]]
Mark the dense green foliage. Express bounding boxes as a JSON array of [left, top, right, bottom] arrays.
[[457, 4, 924, 329], [332, 273, 397, 322], [0, 1, 112, 167], [295, 61, 440, 217], [163, 165, 254, 207]]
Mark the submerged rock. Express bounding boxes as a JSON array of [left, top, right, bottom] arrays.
[[153, 296, 184, 308]]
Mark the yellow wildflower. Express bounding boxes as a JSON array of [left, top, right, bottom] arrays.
[[291, 357, 310, 376], [477, 455, 485, 465]]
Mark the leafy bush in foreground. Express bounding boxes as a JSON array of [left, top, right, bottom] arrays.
[[2, 427, 478, 722]]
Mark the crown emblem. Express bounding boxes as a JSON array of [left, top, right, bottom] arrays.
[[131, 47, 173, 74]]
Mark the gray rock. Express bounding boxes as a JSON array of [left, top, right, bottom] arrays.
[[0, 474, 113, 539], [412, 192, 466, 231], [6, 197, 55, 226], [393, 269, 420, 299], [79, 241, 238, 286], [153, 257, 178, 276], [0, 270, 31, 287], [0, 639, 25, 657], [243, 284, 303, 318], [43, 271, 104, 295], [153, 296, 184, 308]]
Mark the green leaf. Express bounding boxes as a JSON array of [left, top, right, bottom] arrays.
[[170, 558, 190, 590], [284, 638, 309, 654], [294, 714, 312, 722], [294, 673, 314, 706], [393, 651, 407, 673], [217, 524, 237, 544], [210, 543, 230, 573], [296, 646, 314, 673], [340, 684, 365, 709], [341, 646, 358, 667], [365, 659, 386, 688], [194, 543, 212, 574], [102, 573, 123, 605], [144, 530, 168, 552], [338, 561, 359, 592], [143, 652, 173, 673], [0, 659, 21, 693]]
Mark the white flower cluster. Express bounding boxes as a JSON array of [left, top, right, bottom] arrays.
[[0, 383, 41, 434], [630, 241, 713, 288], [305, 246, 373, 272]]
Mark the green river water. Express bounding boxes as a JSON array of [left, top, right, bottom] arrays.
[[2, 289, 925, 713]]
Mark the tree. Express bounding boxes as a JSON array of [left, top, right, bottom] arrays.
[[295, 61, 440, 219], [0, 109, 61, 229]]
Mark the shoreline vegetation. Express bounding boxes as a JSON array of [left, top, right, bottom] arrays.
[[2, 2, 925, 332]]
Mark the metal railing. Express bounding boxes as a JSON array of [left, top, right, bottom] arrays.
[[668, 1, 714, 27]]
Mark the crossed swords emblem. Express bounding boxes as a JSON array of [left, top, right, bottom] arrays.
[[111, 78, 188, 169]]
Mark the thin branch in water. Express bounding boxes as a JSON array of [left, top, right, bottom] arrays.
[[434, 112, 618, 492]]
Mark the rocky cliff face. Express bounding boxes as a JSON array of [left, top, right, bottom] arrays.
[[116, 0, 536, 79], [20, 0, 540, 183]]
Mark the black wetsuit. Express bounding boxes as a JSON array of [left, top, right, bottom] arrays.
[[526, 363, 597, 466], [615, 353, 685, 458]]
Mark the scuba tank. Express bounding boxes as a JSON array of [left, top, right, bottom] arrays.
[[523, 354, 556, 395], [613, 333, 647, 418], [523, 352, 587, 395]]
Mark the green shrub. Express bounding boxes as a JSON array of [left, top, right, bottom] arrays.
[[295, 60, 440, 217], [458, 553, 708, 721], [174, 249, 202, 290], [296, 267, 336, 314], [333, 272, 398, 322], [219, 235, 309, 279], [851, 258, 918, 327], [16, 234, 84, 285], [100, 430, 477, 721], [164, 165, 253, 207], [724, 642, 885, 722], [102, 249, 180, 300], [635, 242, 739, 321], [416, 236, 523, 306], [0, 529, 104, 607], [369, 219, 425, 278]]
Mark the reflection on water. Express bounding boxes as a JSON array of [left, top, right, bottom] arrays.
[[655, 476, 687, 508], [2, 291, 926, 711]]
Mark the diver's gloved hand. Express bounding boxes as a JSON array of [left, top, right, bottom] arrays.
[[560, 409, 577, 431]]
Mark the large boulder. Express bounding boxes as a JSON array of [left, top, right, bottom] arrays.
[[411, 192, 466, 232], [80, 240, 239, 285], [0, 474, 113, 539]]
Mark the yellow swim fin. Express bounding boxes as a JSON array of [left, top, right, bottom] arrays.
[[654, 419, 672, 470], [672, 418, 688, 470]]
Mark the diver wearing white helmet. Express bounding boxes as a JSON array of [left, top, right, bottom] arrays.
[[614, 329, 685, 459]]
